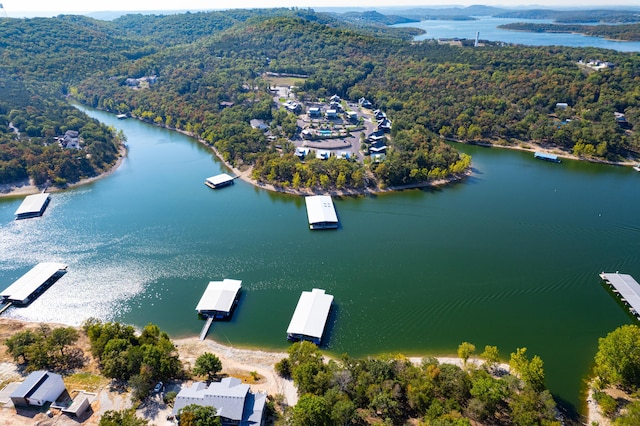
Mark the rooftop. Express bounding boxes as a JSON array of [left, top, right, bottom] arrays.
[[305, 196, 338, 228], [195, 279, 242, 314], [14, 193, 50, 219], [287, 288, 334, 342], [1, 263, 67, 304]]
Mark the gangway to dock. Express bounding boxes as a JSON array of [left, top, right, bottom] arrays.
[[199, 316, 214, 341]]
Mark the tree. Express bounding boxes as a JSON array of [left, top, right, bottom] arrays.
[[5, 330, 41, 364], [179, 404, 221, 426], [47, 327, 79, 358], [594, 324, 640, 390], [509, 347, 546, 392], [291, 394, 330, 426], [457, 342, 476, 365], [480, 345, 500, 371], [99, 409, 149, 426], [193, 352, 223, 383], [615, 400, 640, 425]]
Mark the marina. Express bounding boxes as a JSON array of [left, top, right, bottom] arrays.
[[304, 195, 338, 230], [600, 272, 640, 319], [14, 193, 51, 220], [0, 263, 67, 307], [204, 173, 237, 189], [195, 279, 242, 340], [534, 152, 561, 163], [287, 288, 334, 345]]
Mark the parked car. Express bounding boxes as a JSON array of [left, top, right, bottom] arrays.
[[153, 381, 163, 393]]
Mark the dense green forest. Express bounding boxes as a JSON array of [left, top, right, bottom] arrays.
[[499, 22, 640, 42], [1, 8, 639, 191], [275, 341, 560, 425]]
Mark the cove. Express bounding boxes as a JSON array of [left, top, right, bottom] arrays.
[[1, 104, 640, 414], [394, 17, 640, 52]]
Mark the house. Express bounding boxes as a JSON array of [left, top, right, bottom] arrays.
[[308, 107, 321, 117], [61, 130, 81, 149], [284, 101, 301, 113], [373, 110, 386, 120], [219, 102, 235, 109], [10, 371, 66, 408], [325, 109, 338, 119], [172, 378, 266, 426], [295, 147, 310, 159], [346, 111, 359, 122], [330, 94, 341, 103], [249, 119, 268, 131], [358, 97, 372, 108], [556, 103, 568, 110], [377, 118, 392, 133], [615, 112, 631, 129]]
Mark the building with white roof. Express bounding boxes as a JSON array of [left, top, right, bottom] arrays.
[[287, 288, 334, 345], [14, 193, 51, 220], [1, 263, 67, 305], [305, 195, 338, 230], [172, 377, 266, 426], [205, 173, 236, 189], [10, 371, 66, 407], [195, 279, 242, 319]]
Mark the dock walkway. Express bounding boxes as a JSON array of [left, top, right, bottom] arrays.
[[199, 316, 214, 341], [600, 272, 640, 319]]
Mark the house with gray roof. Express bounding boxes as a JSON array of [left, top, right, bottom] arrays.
[[10, 371, 66, 408], [173, 377, 266, 426]]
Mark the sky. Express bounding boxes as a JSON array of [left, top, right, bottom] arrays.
[[3, 0, 640, 16]]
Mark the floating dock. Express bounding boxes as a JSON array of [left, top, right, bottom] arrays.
[[14, 193, 51, 220], [305, 195, 338, 230], [196, 279, 242, 340], [287, 288, 333, 345], [116, 114, 128, 119], [1, 263, 67, 306], [204, 173, 237, 189], [534, 152, 561, 163], [600, 272, 640, 319]]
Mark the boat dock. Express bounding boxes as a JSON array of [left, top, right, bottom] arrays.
[[305, 195, 338, 230], [1, 263, 67, 307], [600, 272, 640, 319], [195, 279, 242, 340], [14, 193, 51, 220], [287, 288, 334, 345], [204, 173, 237, 189], [534, 152, 561, 163]]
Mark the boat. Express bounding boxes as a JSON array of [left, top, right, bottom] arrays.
[[633, 164, 640, 172]]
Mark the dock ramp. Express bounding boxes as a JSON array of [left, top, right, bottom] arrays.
[[199, 316, 214, 341]]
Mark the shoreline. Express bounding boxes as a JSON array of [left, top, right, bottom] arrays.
[[3, 107, 635, 199], [449, 137, 638, 167], [0, 143, 128, 199]]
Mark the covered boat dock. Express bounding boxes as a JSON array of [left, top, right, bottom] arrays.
[[14, 193, 51, 220], [600, 272, 640, 319], [196, 279, 242, 340], [1, 263, 68, 307], [287, 288, 334, 345], [305, 195, 338, 230], [534, 152, 561, 163], [204, 173, 237, 189]]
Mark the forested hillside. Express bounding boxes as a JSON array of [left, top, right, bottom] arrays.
[[1, 8, 639, 191]]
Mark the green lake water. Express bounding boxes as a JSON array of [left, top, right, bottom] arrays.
[[1, 105, 639, 413]]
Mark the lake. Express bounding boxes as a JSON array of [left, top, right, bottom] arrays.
[[1, 105, 640, 413], [394, 17, 640, 52]]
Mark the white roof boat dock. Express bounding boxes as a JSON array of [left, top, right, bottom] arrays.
[[534, 152, 561, 163], [14, 193, 51, 220], [196, 279, 242, 340], [600, 272, 640, 319], [204, 173, 237, 189], [287, 288, 334, 345], [1, 263, 67, 306], [305, 195, 338, 230]]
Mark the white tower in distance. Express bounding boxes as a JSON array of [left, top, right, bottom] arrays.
[[474, 31, 480, 47]]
